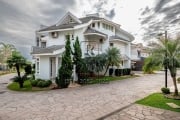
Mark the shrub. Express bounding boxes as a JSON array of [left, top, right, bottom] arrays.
[[37, 81, 44, 88], [177, 77, 180, 83], [161, 87, 170, 94], [24, 64, 32, 75], [47, 80, 52, 85], [13, 76, 21, 82], [109, 68, 114, 76], [31, 80, 38, 87]]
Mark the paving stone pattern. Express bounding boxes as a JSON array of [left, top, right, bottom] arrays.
[[0, 72, 180, 120]]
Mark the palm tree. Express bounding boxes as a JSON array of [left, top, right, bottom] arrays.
[[7, 51, 26, 88], [150, 37, 180, 96], [104, 47, 121, 76], [0, 42, 15, 66]]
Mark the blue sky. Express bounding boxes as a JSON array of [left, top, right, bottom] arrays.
[[0, 0, 179, 59]]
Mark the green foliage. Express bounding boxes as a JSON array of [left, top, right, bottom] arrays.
[[7, 80, 51, 91], [24, 64, 32, 75], [149, 38, 180, 95], [0, 42, 15, 65], [136, 93, 180, 112], [84, 53, 107, 73], [143, 56, 161, 74], [177, 77, 180, 83], [161, 87, 170, 94], [104, 47, 121, 75], [30, 80, 38, 87], [31, 79, 52, 87], [6, 51, 26, 88], [56, 35, 73, 88]]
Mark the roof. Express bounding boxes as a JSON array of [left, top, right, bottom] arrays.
[[84, 27, 107, 37], [109, 35, 129, 41], [31, 45, 64, 54], [39, 23, 79, 32]]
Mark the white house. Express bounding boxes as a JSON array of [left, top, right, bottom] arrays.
[[131, 43, 150, 70], [31, 12, 134, 80]]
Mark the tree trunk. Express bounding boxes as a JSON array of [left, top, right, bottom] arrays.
[[104, 63, 110, 76], [15, 64, 23, 88], [172, 77, 179, 96], [15, 64, 21, 77]]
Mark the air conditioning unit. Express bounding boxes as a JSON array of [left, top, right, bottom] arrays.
[[51, 32, 59, 38]]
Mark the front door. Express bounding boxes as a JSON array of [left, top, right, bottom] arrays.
[[50, 57, 56, 79]]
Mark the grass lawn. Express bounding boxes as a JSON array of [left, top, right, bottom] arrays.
[[86, 75, 138, 84], [7, 80, 50, 92], [136, 93, 180, 112]]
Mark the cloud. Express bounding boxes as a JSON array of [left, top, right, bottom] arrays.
[[0, 0, 77, 59], [140, 0, 180, 40], [92, 0, 116, 19], [141, 6, 151, 15], [105, 9, 115, 19]]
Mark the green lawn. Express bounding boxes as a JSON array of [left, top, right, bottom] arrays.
[[86, 75, 138, 84], [136, 93, 180, 112], [7, 80, 50, 92]]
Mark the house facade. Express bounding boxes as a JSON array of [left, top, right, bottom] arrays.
[[31, 12, 134, 80], [131, 43, 150, 70]]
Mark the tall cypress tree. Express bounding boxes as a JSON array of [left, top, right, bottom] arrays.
[[73, 37, 84, 83], [56, 35, 73, 88]]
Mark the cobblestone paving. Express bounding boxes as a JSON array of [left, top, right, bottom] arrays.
[[0, 72, 179, 120], [104, 104, 180, 120]]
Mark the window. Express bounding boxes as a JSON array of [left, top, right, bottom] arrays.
[[98, 22, 100, 28], [92, 23, 95, 27], [36, 58, 40, 74], [41, 42, 46, 48], [71, 34, 74, 40], [70, 18, 73, 23], [36, 37, 39, 47], [110, 43, 114, 47]]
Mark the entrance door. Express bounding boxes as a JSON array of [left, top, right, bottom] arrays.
[[50, 57, 56, 79]]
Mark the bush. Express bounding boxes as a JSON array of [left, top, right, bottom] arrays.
[[12, 76, 21, 82], [31, 80, 38, 87], [177, 77, 180, 83], [37, 81, 44, 88], [161, 87, 170, 94], [24, 64, 32, 75], [109, 68, 114, 76], [31, 80, 51, 88]]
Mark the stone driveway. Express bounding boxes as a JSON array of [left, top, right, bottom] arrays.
[[0, 72, 180, 120]]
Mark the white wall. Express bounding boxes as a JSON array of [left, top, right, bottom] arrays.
[[36, 56, 50, 80]]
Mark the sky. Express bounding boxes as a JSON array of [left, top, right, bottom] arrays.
[[0, 0, 180, 59]]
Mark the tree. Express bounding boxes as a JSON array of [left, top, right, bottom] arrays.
[[0, 42, 15, 69], [143, 56, 161, 74], [6, 51, 26, 88], [56, 35, 73, 88], [72, 37, 87, 83], [149, 38, 180, 96], [104, 47, 121, 76]]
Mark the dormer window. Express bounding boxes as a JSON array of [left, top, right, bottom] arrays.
[[51, 32, 58, 38]]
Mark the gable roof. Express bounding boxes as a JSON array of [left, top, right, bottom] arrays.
[[56, 12, 82, 26], [31, 45, 64, 54], [39, 23, 79, 32]]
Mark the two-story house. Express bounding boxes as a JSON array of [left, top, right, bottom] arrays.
[[31, 12, 134, 80]]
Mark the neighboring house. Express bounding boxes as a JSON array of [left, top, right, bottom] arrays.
[[31, 12, 134, 80], [131, 43, 150, 70]]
